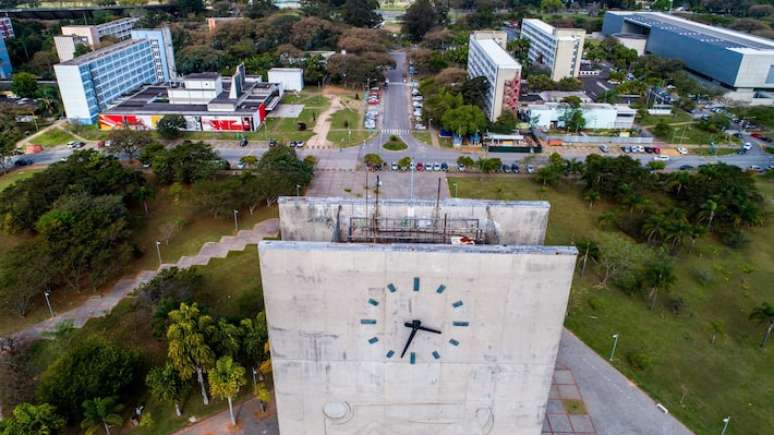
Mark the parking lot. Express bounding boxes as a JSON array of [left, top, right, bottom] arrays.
[[307, 170, 450, 200]]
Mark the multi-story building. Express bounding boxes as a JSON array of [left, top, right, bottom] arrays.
[[0, 37, 11, 79], [0, 16, 14, 39], [99, 65, 282, 132], [520, 19, 585, 81], [467, 34, 522, 121], [55, 17, 139, 61], [54, 28, 176, 125], [602, 11, 774, 103]]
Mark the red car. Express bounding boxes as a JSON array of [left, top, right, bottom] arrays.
[[416, 162, 424, 171]]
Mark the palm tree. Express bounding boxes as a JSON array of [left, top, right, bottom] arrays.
[[167, 303, 217, 406], [597, 211, 616, 230], [642, 214, 666, 244], [146, 362, 189, 417], [584, 190, 600, 209], [208, 356, 247, 426], [2, 402, 65, 434], [697, 198, 718, 230], [239, 155, 258, 169], [749, 302, 774, 348], [81, 397, 124, 435], [641, 254, 675, 310], [575, 239, 600, 277], [137, 186, 155, 215]]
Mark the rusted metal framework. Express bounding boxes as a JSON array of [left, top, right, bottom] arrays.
[[347, 215, 485, 244]]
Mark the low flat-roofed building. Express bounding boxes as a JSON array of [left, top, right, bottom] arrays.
[[99, 64, 282, 132], [268, 68, 304, 92], [522, 102, 636, 130]]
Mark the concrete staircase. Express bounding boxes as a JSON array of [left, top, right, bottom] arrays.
[[10, 218, 280, 341]]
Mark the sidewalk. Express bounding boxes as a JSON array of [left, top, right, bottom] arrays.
[[8, 218, 279, 342], [175, 398, 278, 435]]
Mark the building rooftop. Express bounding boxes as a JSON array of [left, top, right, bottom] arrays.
[[269, 67, 303, 73], [183, 72, 221, 80], [523, 18, 555, 35], [610, 11, 774, 51], [523, 18, 584, 39], [57, 39, 145, 66], [473, 38, 522, 68]]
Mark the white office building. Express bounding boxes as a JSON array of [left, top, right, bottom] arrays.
[[467, 34, 522, 121], [55, 17, 139, 61], [268, 68, 304, 92], [521, 18, 585, 81], [54, 28, 176, 125], [522, 102, 636, 130]]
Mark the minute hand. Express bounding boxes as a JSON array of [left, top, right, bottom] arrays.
[[416, 325, 442, 334]]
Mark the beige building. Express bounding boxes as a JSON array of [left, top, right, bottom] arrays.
[[471, 30, 509, 50], [520, 18, 585, 81], [467, 35, 522, 122], [55, 17, 138, 62]]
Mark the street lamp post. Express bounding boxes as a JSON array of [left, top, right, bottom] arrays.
[[609, 333, 620, 361], [252, 367, 258, 392], [721, 417, 730, 435], [43, 290, 54, 318], [155, 241, 162, 266], [233, 210, 239, 233], [296, 184, 301, 196]]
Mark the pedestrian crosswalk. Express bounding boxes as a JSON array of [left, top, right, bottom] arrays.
[[381, 129, 409, 135]]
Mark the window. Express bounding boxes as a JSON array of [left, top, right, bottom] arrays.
[[767, 65, 774, 84]]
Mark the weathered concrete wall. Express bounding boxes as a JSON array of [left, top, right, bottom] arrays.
[[259, 241, 578, 435], [278, 197, 550, 245]]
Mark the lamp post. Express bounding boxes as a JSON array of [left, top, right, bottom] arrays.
[[233, 210, 239, 233], [43, 289, 54, 318], [609, 333, 619, 361], [155, 241, 162, 266], [251, 367, 258, 392], [296, 184, 301, 196], [721, 417, 730, 435], [452, 182, 458, 197]]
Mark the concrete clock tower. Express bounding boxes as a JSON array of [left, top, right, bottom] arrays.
[[259, 197, 578, 435]]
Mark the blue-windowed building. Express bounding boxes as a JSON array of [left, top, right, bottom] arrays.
[[602, 11, 774, 102], [54, 27, 176, 125], [0, 37, 12, 79]]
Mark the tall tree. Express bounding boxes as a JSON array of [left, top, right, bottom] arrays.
[[402, 0, 440, 42], [341, 0, 381, 28], [749, 302, 774, 348], [640, 252, 675, 310], [441, 105, 488, 137], [0, 239, 54, 317], [10, 72, 38, 98], [166, 303, 217, 406], [156, 115, 187, 140], [146, 362, 189, 417], [80, 397, 123, 435], [107, 128, 153, 162], [208, 356, 247, 426], [460, 76, 489, 111]]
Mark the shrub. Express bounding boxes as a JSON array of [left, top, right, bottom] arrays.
[[626, 350, 653, 371], [693, 267, 714, 286], [719, 229, 749, 248]]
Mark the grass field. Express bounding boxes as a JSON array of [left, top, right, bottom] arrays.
[[449, 175, 774, 435], [330, 108, 361, 130], [65, 123, 110, 141], [638, 109, 693, 127], [0, 184, 278, 337], [383, 137, 408, 151], [327, 130, 373, 147], [691, 146, 738, 156], [26, 246, 265, 434], [25, 127, 78, 148], [653, 123, 740, 145], [0, 167, 45, 192], [412, 131, 431, 145]]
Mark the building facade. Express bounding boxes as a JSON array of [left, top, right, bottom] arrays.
[[521, 19, 585, 81], [522, 102, 636, 130], [56, 17, 139, 61], [261, 197, 577, 435], [268, 68, 304, 92], [130, 28, 177, 82], [602, 11, 774, 102], [55, 37, 169, 124], [0, 37, 11, 79], [0, 16, 14, 39], [468, 35, 522, 121]]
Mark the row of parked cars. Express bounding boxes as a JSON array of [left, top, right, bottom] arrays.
[[364, 110, 378, 129], [367, 87, 381, 106], [369, 160, 537, 174]]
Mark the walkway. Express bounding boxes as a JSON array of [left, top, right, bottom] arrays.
[[307, 94, 342, 149], [9, 218, 279, 342], [175, 398, 278, 435]]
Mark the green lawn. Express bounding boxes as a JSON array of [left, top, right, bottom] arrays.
[[26, 128, 78, 148], [638, 109, 693, 127], [26, 246, 266, 435], [0, 167, 45, 192], [330, 108, 361, 129], [327, 129, 373, 147], [65, 123, 110, 141], [655, 124, 740, 145], [691, 146, 738, 156], [412, 131, 431, 145], [383, 137, 408, 151], [449, 176, 774, 435]]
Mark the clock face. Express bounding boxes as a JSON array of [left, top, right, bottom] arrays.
[[360, 277, 468, 364]]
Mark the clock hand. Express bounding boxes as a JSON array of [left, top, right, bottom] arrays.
[[400, 320, 420, 359], [416, 325, 442, 334]]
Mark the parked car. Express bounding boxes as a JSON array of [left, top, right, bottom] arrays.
[[415, 123, 426, 130], [502, 164, 511, 173], [416, 162, 424, 171], [743, 142, 753, 151], [441, 162, 448, 171], [653, 154, 670, 161], [457, 163, 465, 172], [679, 165, 694, 171], [268, 139, 278, 147], [761, 136, 773, 143], [433, 162, 441, 171], [239, 137, 248, 147], [677, 146, 688, 155], [527, 165, 535, 174], [511, 163, 519, 173], [289, 140, 305, 148], [653, 146, 661, 154], [644, 146, 654, 153], [413, 101, 423, 108], [14, 158, 32, 167], [620, 146, 627, 153], [412, 96, 423, 101], [749, 165, 763, 172], [599, 144, 609, 153], [391, 162, 398, 171]]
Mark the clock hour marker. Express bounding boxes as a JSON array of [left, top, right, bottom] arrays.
[[360, 319, 377, 325], [387, 283, 397, 293], [410, 352, 416, 364], [413, 277, 420, 292], [452, 300, 463, 308], [436, 284, 446, 294], [449, 339, 460, 346], [386, 350, 395, 358], [452, 321, 469, 327], [432, 351, 441, 360], [368, 337, 379, 344], [368, 298, 379, 306]]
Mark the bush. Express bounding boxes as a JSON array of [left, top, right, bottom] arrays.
[[37, 340, 139, 422], [364, 153, 384, 167], [626, 350, 653, 371], [156, 115, 187, 140], [719, 228, 749, 248], [693, 267, 714, 286], [383, 139, 408, 151]]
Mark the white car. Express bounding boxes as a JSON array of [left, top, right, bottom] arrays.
[[677, 146, 688, 155], [743, 142, 753, 151], [653, 155, 670, 161], [415, 123, 426, 130], [412, 96, 423, 101], [412, 101, 423, 108]]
